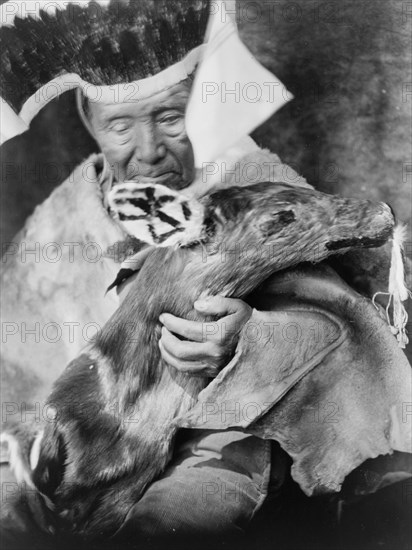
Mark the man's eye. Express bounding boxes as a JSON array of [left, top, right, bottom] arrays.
[[159, 113, 182, 125], [110, 122, 130, 133]]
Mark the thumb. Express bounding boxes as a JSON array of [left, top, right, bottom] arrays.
[[194, 295, 251, 319]]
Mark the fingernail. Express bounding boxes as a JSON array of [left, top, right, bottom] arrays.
[[194, 300, 207, 310], [159, 314, 165, 323]]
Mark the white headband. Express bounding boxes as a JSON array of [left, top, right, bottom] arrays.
[[19, 45, 205, 126]]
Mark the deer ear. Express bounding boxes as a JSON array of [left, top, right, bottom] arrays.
[[259, 210, 296, 237], [31, 429, 66, 499], [106, 245, 157, 294]]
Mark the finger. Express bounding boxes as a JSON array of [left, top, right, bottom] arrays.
[[159, 340, 217, 377], [161, 314, 223, 344], [160, 327, 218, 361], [195, 296, 252, 324], [159, 313, 205, 342]]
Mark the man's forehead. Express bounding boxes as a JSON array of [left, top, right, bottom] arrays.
[[89, 81, 191, 121]]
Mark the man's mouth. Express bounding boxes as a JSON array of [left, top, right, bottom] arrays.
[[127, 172, 181, 185]]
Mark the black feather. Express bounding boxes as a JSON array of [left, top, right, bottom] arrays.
[[0, 0, 210, 112]]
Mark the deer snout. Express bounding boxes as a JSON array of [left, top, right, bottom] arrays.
[[374, 201, 396, 234], [326, 199, 395, 251], [385, 203, 396, 224]]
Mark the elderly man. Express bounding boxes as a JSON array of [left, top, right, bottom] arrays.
[[1, 0, 410, 546], [0, 0, 306, 541]]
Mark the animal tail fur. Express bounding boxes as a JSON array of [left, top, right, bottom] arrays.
[[373, 223, 412, 348]]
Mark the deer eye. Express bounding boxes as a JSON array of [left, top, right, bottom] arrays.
[[260, 210, 296, 236]]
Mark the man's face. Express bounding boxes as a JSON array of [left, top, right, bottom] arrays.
[[87, 80, 195, 189]]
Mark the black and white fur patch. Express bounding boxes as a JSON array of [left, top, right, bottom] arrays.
[[108, 182, 205, 248]]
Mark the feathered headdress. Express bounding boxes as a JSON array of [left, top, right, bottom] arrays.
[[0, 0, 290, 163], [1, 0, 209, 99], [0, 0, 208, 138]]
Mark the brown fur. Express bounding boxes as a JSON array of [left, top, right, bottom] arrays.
[[5, 181, 395, 538]]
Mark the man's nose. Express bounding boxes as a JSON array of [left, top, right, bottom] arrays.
[[134, 123, 166, 165]]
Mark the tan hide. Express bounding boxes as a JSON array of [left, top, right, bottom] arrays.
[[179, 265, 412, 495]]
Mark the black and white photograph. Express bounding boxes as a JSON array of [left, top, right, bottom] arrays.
[[0, 1, 411, 549]]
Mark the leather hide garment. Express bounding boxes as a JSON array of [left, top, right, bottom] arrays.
[[180, 265, 412, 495]]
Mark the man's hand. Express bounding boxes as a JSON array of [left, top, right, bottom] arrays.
[[158, 296, 252, 377]]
